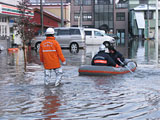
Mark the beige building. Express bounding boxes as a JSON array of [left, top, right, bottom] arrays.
[[29, 2, 71, 27]]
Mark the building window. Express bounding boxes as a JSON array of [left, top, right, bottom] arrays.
[[74, 13, 92, 21], [158, 12, 160, 19], [95, 12, 113, 21], [116, 29, 125, 45], [108, 12, 113, 21], [74, 0, 92, 6], [74, 13, 79, 21], [83, 0, 92, 5], [83, 13, 92, 21], [139, 0, 148, 4], [116, 12, 125, 21], [144, 11, 153, 19], [95, 0, 113, 5]]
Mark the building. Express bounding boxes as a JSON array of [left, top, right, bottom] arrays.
[[129, 0, 160, 39], [29, 0, 71, 27], [70, 0, 94, 28], [0, 0, 21, 39], [114, 0, 129, 46], [0, 0, 33, 47], [94, 0, 114, 32], [31, 8, 62, 35]]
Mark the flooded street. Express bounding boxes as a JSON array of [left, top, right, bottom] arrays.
[[0, 39, 160, 120]]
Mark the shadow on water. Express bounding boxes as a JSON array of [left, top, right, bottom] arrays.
[[0, 38, 160, 119]]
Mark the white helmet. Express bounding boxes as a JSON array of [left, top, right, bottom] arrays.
[[45, 28, 55, 35], [99, 44, 106, 51]]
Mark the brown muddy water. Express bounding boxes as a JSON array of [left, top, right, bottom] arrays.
[[0, 39, 160, 120]]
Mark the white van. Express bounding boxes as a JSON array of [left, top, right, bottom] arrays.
[[84, 28, 115, 46]]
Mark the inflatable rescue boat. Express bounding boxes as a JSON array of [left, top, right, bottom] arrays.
[[79, 60, 137, 76]]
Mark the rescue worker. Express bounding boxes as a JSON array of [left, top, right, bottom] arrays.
[[91, 44, 119, 68], [39, 28, 66, 86], [108, 46, 125, 66]]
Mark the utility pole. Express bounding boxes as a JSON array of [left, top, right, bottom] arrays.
[[79, 0, 83, 27], [155, 0, 159, 66], [147, 0, 150, 40], [40, 0, 43, 35], [61, 0, 64, 27]]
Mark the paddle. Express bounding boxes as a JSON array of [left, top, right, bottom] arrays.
[[118, 59, 133, 74]]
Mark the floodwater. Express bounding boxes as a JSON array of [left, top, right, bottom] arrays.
[[0, 39, 160, 120]]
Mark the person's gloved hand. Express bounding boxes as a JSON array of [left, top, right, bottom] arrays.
[[115, 64, 119, 68], [117, 58, 120, 61], [62, 61, 66, 65]]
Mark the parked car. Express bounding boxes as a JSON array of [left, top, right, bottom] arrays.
[[84, 28, 116, 47], [31, 27, 86, 53]]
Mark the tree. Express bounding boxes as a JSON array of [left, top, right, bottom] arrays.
[[14, 0, 35, 71], [99, 24, 109, 33]]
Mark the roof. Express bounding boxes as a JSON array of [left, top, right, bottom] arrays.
[[134, 4, 160, 11], [34, 8, 69, 22]]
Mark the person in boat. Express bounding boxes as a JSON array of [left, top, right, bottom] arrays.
[[108, 46, 125, 66], [91, 44, 119, 68], [39, 27, 66, 86]]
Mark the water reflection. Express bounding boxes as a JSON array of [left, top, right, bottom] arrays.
[[42, 86, 62, 120], [128, 39, 157, 64]]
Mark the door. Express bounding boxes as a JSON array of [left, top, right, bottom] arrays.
[[84, 30, 93, 44], [93, 30, 105, 45], [56, 29, 71, 47]]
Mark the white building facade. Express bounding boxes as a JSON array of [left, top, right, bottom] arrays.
[[0, 0, 33, 47]]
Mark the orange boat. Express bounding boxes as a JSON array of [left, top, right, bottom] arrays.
[[79, 60, 137, 76]]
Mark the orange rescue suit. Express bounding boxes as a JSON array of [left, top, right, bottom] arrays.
[[39, 37, 65, 69]]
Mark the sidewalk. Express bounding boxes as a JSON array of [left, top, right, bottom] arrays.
[[0, 37, 10, 50]]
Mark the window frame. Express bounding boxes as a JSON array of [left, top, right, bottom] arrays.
[[116, 12, 125, 21]]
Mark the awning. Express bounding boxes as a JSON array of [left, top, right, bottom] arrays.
[[135, 12, 145, 29]]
